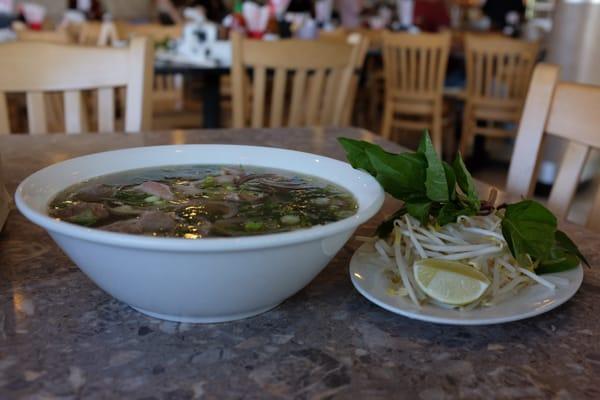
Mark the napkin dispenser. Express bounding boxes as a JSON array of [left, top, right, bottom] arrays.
[[0, 154, 9, 230]]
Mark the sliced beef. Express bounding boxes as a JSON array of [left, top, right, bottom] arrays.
[[101, 211, 177, 235], [134, 181, 174, 200], [174, 182, 204, 196], [74, 184, 116, 202], [101, 219, 143, 234], [52, 202, 110, 225], [138, 211, 177, 232]]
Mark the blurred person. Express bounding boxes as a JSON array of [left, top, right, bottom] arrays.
[[413, 0, 450, 32], [482, 0, 525, 30], [172, 0, 228, 23], [336, 0, 362, 29], [288, 0, 314, 15], [67, 0, 103, 20]]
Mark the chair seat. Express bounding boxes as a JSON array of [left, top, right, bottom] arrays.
[[472, 105, 520, 123], [387, 96, 436, 115]]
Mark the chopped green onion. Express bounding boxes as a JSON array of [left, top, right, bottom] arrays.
[[312, 197, 330, 206], [244, 221, 263, 231], [201, 176, 215, 188], [144, 195, 160, 203], [281, 215, 300, 225]]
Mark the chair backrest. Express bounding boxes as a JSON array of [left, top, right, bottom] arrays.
[[0, 37, 153, 134], [115, 22, 183, 43], [382, 31, 451, 100], [319, 32, 370, 125], [506, 64, 600, 230], [232, 33, 361, 128], [77, 21, 112, 46], [15, 27, 74, 44], [465, 34, 538, 109]]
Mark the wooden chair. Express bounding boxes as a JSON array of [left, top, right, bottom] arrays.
[[78, 21, 189, 128], [322, 28, 385, 130], [381, 31, 451, 155], [12, 25, 78, 133], [460, 34, 539, 156], [319, 32, 370, 126], [0, 37, 153, 134], [232, 33, 361, 128], [115, 23, 186, 122], [115, 22, 183, 43], [506, 64, 600, 231], [77, 21, 119, 46], [13, 25, 74, 44]]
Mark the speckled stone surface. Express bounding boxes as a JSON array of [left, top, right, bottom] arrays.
[[1, 128, 599, 400]]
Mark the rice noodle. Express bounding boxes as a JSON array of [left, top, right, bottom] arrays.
[[393, 230, 420, 306]]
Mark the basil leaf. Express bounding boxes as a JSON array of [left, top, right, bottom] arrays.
[[443, 162, 457, 201], [555, 230, 590, 266], [337, 138, 378, 175], [418, 132, 450, 202], [437, 201, 475, 226], [537, 250, 580, 274], [452, 152, 480, 209], [406, 200, 433, 225], [501, 200, 557, 261], [537, 230, 589, 274], [365, 146, 427, 201]]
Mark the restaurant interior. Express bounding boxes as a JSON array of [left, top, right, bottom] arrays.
[[1, 0, 600, 398]]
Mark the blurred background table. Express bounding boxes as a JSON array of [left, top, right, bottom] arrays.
[[154, 59, 229, 129], [1, 128, 599, 399]]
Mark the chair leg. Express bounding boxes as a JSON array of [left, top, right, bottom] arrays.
[[460, 106, 472, 156], [381, 101, 394, 139], [432, 108, 443, 156]]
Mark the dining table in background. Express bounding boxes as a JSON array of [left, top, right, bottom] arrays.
[[154, 60, 229, 129], [1, 128, 599, 399]]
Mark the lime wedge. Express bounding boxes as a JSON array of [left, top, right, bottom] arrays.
[[414, 259, 491, 306]]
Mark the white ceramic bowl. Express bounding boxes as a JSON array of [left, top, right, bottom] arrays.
[[15, 145, 384, 323]]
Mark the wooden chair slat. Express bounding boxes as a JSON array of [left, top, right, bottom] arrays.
[[306, 69, 326, 126], [269, 68, 287, 128], [26, 92, 47, 134], [98, 88, 115, 133], [63, 90, 86, 134], [586, 185, 600, 231], [547, 142, 590, 220], [0, 93, 9, 134], [232, 33, 246, 129], [321, 70, 340, 125], [289, 69, 307, 126], [124, 38, 154, 133], [251, 66, 266, 128]]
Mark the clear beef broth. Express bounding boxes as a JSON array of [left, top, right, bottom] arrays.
[[48, 165, 358, 238]]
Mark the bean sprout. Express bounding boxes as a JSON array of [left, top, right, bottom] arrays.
[[360, 212, 557, 309]]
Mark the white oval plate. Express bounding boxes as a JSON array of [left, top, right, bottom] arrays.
[[350, 242, 584, 325]]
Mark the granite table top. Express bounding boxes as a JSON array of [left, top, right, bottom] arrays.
[[1, 128, 599, 400]]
